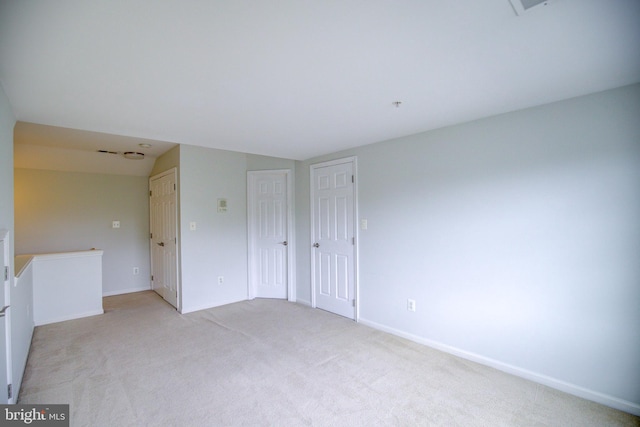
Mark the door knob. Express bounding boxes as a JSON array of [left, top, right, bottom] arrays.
[[157, 242, 165, 247], [313, 243, 320, 248], [279, 241, 288, 246]]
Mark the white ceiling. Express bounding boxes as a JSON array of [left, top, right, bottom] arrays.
[[1, 0, 639, 163]]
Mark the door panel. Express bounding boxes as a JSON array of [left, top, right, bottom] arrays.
[[311, 159, 356, 319], [150, 170, 179, 309], [248, 171, 290, 299], [1, 232, 10, 403]]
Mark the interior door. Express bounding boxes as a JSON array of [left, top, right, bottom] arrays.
[[248, 171, 290, 299], [311, 158, 357, 319], [150, 169, 179, 309], [1, 230, 11, 403]]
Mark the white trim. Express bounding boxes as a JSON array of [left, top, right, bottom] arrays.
[[150, 167, 178, 181], [294, 299, 311, 307], [34, 310, 104, 327], [247, 170, 295, 302], [102, 286, 151, 297], [19, 249, 103, 261], [1, 229, 13, 403], [149, 167, 181, 311], [359, 317, 640, 416], [309, 156, 359, 320], [179, 297, 247, 314]]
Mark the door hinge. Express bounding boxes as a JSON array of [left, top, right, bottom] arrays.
[[174, 237, 176, 244], [7, 384, 12, 399], [174, 183, 176, 190], [151, 275, 154, 281], [4, 266, 8, 281], [352, 175, 354, 183], [149, 190, 152, 196], [150, 232, 153, 239]]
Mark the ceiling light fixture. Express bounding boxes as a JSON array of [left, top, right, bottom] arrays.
[[123, 152, 145, 160], [138, 143, 152, 148], [97, 150, 145, 160], [393, 101, 402, 108]]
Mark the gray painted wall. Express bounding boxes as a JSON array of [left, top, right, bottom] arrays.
[[295, 84, 640, 409], [7, 76, 639, 411], [151, 146, 296, 313], [0, 85, 14, 265], [14, 169, 151, 296], [178, 145, 249, 312]]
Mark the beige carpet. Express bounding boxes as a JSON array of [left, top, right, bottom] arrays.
[[18, 291, 639, 426]]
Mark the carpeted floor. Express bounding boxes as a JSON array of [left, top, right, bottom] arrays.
[[18, 291, 639, 426]]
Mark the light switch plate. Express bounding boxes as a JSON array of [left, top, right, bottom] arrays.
[[189, 221, 197, 231]]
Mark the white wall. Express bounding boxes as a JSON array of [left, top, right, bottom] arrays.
[[14, 169, 151, 296], [150, 146, 295, 313], [28, 250, 104, 326], [178, 145, 248, 312], [295, 84, 640, 412], [0, 86, 14, 269], [12, 257, 33, 402], [246, 153, 296, 172]]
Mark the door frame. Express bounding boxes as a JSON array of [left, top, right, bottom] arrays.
[[247, 169, 295, 301], [1, 229, 12, 403], [310, 157, 359, 321], [149, 168, 181, 311]]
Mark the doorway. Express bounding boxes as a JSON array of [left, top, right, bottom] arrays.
[[247, 170, 294, 300], [149, 168, 179, 310], [310, 157, 358, 320]]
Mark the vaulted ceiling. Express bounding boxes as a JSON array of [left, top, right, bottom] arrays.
[[1, 0, 639, 164]]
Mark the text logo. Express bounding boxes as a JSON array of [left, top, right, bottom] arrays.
[[1, 405, 69, 426]]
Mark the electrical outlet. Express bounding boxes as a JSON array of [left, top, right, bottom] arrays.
[[217, 276, 224, 285], [133, 267, 139, 275], [407, 299, 416, 312], [112, 220, 120, 228]]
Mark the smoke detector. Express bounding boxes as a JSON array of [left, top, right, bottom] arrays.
[[509, 0, 554, 15]]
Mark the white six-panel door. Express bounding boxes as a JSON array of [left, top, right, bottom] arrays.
[[311, 158, 357, 319], [248, 170, 292, 300], [150, 169, 179, 309]]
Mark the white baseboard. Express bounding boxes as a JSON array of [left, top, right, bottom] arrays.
[[294, 298, 311, 307], [35, 309, 104, 326], [103, 286, 151, 297], [358, 317, 640, 416], [180, 297, 247, 314]]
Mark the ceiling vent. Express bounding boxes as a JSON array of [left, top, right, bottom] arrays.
[[509, 0, 554, 15]]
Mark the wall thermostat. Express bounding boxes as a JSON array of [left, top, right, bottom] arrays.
[[217, 198, 227, 213]]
